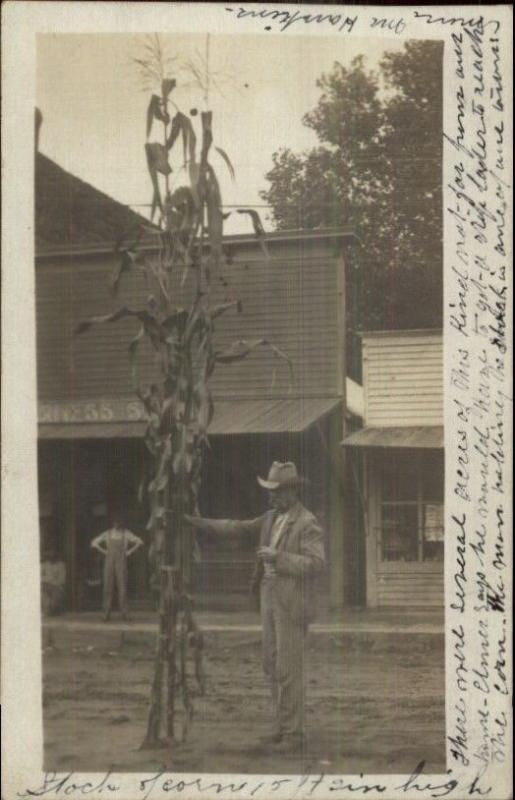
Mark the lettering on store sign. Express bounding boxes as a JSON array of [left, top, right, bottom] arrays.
[[38, 400, 146, 424]]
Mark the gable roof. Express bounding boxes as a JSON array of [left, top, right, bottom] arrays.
[[35, 153, 150, 248]]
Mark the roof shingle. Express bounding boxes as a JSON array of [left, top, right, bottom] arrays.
[[35, 153, 149, 248]]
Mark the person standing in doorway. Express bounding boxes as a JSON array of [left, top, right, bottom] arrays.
[[91, 517, 143, 621], [185, 461, 325, 752]]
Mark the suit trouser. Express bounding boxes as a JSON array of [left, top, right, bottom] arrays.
[[103, 550, 128, 615], [261, 578, 307, 737]]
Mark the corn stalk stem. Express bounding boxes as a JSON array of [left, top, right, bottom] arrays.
[[141, 103, 217, 749]]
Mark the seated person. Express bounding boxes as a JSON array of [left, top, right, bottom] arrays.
[[41, 547, 66, 616]]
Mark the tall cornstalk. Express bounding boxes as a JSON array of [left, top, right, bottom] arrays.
[[77, 34, 289, 747]]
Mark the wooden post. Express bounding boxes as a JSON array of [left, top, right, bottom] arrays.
[[329, 248, 350, 609], [62, 442, 79, 611], [365, 453, 378, 607], [327, 413, 345, 608]]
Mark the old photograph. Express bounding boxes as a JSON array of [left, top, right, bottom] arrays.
[[1, 3, 512, 799], [35, 30, 445, 775]]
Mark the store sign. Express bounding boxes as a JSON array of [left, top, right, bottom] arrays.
[[39, 399, 147, 424]]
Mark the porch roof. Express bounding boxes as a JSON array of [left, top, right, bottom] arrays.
[[342, 425, 444, 449], [38, 397, 342, 440]]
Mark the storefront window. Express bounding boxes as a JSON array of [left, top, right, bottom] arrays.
[[381, 504, 419, 561], [423, 503, 444, 561], [379, 451, 444, 563]]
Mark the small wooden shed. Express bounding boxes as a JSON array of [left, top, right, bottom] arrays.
[[343, 330, 444, 607]]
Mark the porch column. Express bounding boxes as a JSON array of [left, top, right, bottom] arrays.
[[328, 411, 346, 608], [62, 442, 79, 611]]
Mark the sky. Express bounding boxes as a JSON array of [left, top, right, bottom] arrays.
[[37, 33, 404, 233]]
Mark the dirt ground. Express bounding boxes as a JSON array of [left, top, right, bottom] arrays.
[[43, 627, 445, 776]]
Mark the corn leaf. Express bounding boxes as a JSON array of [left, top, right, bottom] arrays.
[[75, 307, 163, 350], [236, 208, 269, 259], [111, 248, 149, 296], [199, 111, 213, 166], [161, 78, 176, 99], [215, 339, 292, 383], [210, 300, 242, 321], [146, 142, 172, 176], [145, 143, 167, 219], [74, 308, 135, 336], [215, 146, 235, 181], [162, 308, 189, 336], [182, 116, 197, 165], [167, 187, 197, 231], [166, 113, 183, 152], [129, 325, 145, 361], [147, 95, 170, 139], [205, 165, 224, 265]]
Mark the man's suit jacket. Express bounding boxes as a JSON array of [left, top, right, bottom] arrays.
[[194, 503, 326, 625]]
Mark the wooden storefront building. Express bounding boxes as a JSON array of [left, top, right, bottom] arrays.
[[36, 154, 364, 612], [343, 330, 444, 607]]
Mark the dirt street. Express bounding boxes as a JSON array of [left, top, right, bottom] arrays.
[[43, 627, 445, 775]]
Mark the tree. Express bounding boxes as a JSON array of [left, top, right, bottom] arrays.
[[76, 35, 289, 748], [261, 41, 443, 372]]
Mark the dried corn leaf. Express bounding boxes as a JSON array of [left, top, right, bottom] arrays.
[[200, 111, 213, 166], [128, 325, 146, 386], [75, 306, 163, 350], [205, 165, 224, 263], [237, 208, 269, 259], [182, 116, 197, 165], [146, 142, 172, 176], [74, 308, 134, 336], [161, 78, 176, 99], [215, 146, 235, 181], [210, 300, 241, 321], [166, 113, 183, 152], [168, 187, 197, 231], [147, 95, 170, 139], [145, 143, 171, 220], [215, 338, 292, 384], [111, 248, 148, 296]]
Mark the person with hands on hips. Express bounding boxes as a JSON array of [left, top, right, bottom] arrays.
[[185, 461, 326, 752], [91, 515, 143, 622]]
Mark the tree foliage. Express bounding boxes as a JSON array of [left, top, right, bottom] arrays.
[[261, 41, 443, 363]]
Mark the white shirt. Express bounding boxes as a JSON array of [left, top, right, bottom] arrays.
[[91, 528, 142, 553], [263, 511, 290, 578]]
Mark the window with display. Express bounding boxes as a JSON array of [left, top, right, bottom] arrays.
[[379, 451, 444, 563]]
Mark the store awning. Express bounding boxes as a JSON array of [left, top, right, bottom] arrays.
[[38, 421, 147, 440], [38, 397, 342, 440], [342, 426, 444, 449]]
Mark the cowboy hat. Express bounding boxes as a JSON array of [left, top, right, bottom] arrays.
[[257, 461, 308, 490]]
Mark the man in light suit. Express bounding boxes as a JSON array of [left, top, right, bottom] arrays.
[[186, 461, 326, 751]]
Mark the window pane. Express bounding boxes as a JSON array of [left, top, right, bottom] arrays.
[[423, 503, 444, 561], [381, 504, 418, 561], [421, 451, 444, 501], [380, 452, 419, 501], [423, 541, 444, 561]]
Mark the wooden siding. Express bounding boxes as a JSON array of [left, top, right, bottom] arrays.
[[376, 569, 444, 606], [362, 332, 443, 427], [36, 237, 342, 403], [365, 454, 444, 608]]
